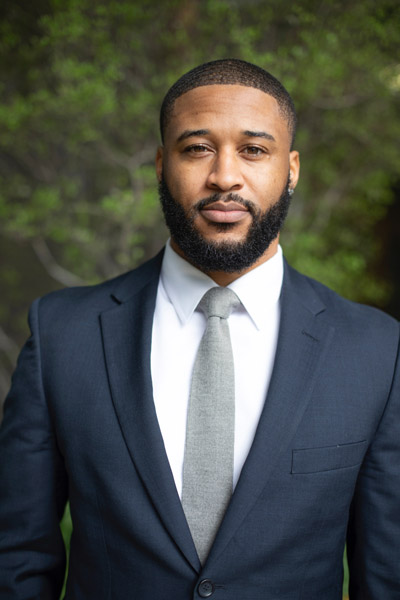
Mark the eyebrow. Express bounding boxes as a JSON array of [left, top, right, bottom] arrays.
[[176, 128, 276, 143], [243, 130, 276, 142], [177, 129, 210, 142]]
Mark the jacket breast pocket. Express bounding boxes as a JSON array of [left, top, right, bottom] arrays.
[[291, 440, 367, 474]]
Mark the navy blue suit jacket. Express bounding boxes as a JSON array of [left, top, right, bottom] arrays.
[[1, 251, 400, 599]]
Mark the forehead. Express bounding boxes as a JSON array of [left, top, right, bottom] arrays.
[[166, 84, 290, 145]]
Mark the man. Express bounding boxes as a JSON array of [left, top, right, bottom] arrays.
[[0, 59, 399, 599]]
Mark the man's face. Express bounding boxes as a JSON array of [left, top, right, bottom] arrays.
[[156, 84, 300, 277]]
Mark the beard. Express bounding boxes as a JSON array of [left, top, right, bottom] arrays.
[[159, 175, 291, 274]]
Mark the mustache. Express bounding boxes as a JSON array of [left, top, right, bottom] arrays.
[[194, 193, 259, 216]]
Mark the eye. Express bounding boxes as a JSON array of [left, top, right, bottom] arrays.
[[184, 144, 211, 154], [242, 146, 266, 157]]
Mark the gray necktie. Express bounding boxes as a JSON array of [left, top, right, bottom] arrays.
[[182, 286, 240, 565]]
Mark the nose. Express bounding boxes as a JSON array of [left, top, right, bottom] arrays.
[[206, 149, 244, 192]]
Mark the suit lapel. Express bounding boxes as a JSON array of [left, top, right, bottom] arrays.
[[100, 253, 200, 572], [100, 253, 335, 570], [207, 262, 335, 565]]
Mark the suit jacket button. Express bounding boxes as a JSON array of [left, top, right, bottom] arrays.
[[198, 579, 215, 597]]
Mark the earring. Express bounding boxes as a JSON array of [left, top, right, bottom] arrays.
[[288, 188, 294, 197]]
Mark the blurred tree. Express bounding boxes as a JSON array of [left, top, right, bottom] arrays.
[[1, 0, 399, 403]]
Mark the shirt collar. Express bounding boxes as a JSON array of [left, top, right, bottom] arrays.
[[160, 239, 283, 330]]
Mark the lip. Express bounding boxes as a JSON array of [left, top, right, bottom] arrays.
[[200, 201, 249, 224]]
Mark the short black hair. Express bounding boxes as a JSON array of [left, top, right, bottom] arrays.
[[159, 58, 297, 148]]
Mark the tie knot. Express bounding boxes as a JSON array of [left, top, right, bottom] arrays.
[[198, 287, 240, 320]]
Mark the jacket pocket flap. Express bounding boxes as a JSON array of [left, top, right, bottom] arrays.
[[291, 440, 367, 474]]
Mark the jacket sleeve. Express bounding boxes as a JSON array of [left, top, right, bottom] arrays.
[[347, 323, 400, 598], [0, 298, 68, 599]]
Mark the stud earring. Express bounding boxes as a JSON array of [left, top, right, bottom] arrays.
[[288, 188, 294, 197]]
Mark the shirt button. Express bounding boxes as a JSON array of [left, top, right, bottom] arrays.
[[198, 579, 215, 597]]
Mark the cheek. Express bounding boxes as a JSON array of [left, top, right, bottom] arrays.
[[249, 160, 288, 192], [165, 165, 206, 200], [247, 171, 276, 197]]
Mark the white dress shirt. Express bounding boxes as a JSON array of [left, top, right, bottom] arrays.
[[151, 240, 283, 498]]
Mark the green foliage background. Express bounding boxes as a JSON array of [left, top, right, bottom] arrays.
[[1, 1, 399, 596], [1, 0, 399, 380]]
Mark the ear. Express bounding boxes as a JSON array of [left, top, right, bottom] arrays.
[[155, 146, 163, 183], [288, 150, 300, 190]]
